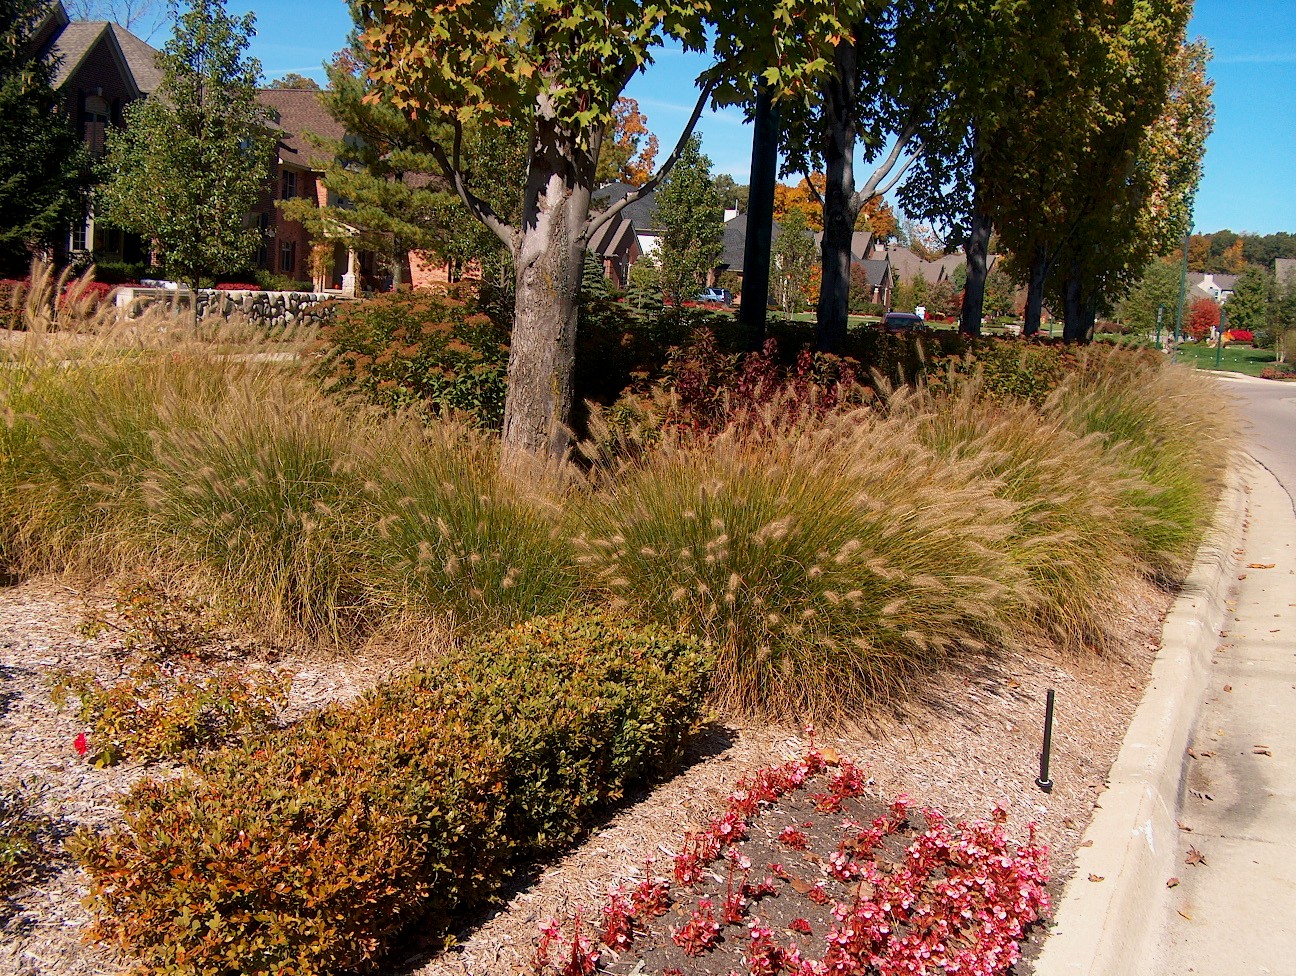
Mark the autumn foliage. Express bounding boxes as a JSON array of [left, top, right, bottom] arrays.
[[1185, 295, 1220, 340]]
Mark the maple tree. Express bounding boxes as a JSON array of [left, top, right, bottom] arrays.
[[596, 98, 658, 187], [358, 0, 852, 458]]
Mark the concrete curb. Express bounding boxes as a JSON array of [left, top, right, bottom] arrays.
[[1031, 459, 1252, 976]]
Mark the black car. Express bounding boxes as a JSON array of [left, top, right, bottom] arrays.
[[881, 311, 929, 334]]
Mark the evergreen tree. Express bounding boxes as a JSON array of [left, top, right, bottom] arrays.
[[97, 0, 276, 298], [0, 0, 91, 274], [653, 136, 724, 306], [279, 50, 525, 288], [1225, 266, 1272, 334]]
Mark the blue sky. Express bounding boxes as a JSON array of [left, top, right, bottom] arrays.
[[240, 0, 1296, 235]]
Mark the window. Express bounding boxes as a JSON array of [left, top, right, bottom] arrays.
[[70, 219, 88, 253], [83, 95, 110, 157], [281, 169, 297, 199], [279, 240, 297, 275]]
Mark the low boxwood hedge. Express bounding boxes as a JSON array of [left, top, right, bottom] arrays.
[[73, 611, 711, 976]]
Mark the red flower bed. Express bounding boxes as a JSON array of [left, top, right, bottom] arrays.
[[532, 737, 1051, 976], [214, 282, 262, 291]]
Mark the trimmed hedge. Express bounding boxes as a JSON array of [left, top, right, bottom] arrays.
[[73, 611, 711, 976]]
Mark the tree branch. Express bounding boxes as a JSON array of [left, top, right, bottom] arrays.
[[588, 78, 715, 236], [857, 121, 918, 202], [802, 172, 824, 207], [419, 126, 515, 249]]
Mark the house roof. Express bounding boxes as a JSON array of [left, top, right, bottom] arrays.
[[256, 88, 347, 170], [588, 215, 637, 259], [592, 181, 659, 229], [44, 18, 161, 95], [855, 257, 891, 288]]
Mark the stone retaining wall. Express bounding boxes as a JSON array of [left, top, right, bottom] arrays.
[[113, 287, 350, 328], [195, 289, 340, 328]]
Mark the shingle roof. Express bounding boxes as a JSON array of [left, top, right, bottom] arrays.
[[256, 88, 347, 170], [592, 181, 659, 229], [44, 19, 160, 95], [110, 24, 161, 93], [588, 215, 637, 258], [855, 257, 891, 288]]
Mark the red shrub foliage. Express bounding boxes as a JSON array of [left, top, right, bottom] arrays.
[[1184, 297, 1220, 341]]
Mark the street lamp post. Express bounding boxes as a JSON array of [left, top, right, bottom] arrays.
[[1216, 305, 1227, 370]]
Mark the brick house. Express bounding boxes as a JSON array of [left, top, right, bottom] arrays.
[[32, 1, 160, 264], [254, 88, 365, 291]]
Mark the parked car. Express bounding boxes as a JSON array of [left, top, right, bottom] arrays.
[[696, 287, 733, 305], [881, 311, 929, 334]]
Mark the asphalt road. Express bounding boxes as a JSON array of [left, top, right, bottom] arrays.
[[1222, 373, 1296, 512]]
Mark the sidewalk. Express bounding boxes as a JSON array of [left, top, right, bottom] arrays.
[[1149, 462, 1296, 973]]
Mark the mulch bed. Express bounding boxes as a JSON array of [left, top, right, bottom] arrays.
[[0, 575, 1172, 976]]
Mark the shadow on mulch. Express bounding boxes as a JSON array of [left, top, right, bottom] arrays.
[[385, 723, 739, 974]]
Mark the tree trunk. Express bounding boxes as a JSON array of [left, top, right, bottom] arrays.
[[960, 135, 989, 337], [815, 37, 858, 354], [1023, 246, 1047, 336], [500, 112, 596, 459], [1061, 258, 1086, 342], [740, 85, 779, 352]]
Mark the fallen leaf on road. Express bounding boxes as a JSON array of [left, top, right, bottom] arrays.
[[1187, 747, 1198, 759], [1167, 877, 1180, 888], [1247, 563, 1276, 569], [1178, 910, 1193, 921], [1088, 874, 1104, 883], [1224, 684, 1232, 692], [1185, 846, 1207, 866], [1189, 789, 1214, 802], [1253, 746, 1273, 756], [1200, 751, 1214, 758], [1079, 839, 1094, 847], [1177, 821, 1193, 832]]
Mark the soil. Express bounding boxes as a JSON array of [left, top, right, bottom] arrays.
[[0, 575, 1172, 976]]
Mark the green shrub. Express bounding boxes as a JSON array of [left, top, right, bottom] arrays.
[[74, 611, 711, 976], [313, 289, 509, 429], [926, 337, 1081, 404]]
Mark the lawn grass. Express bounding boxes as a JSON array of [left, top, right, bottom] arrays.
[[1176, 341, 1276, 375]]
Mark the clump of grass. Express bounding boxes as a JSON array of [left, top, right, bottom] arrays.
[[1046, 347, 1233, 581], [140, 372, 367, 641], [902, 378, 1146, 652], [573, 407, 1028, 723], [357, 420, 580, 630]]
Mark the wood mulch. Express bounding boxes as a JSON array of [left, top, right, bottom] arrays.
[[0, 575, 1171, 976]]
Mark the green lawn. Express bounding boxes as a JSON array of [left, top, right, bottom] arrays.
[[1175, 342, 1276, 376]]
